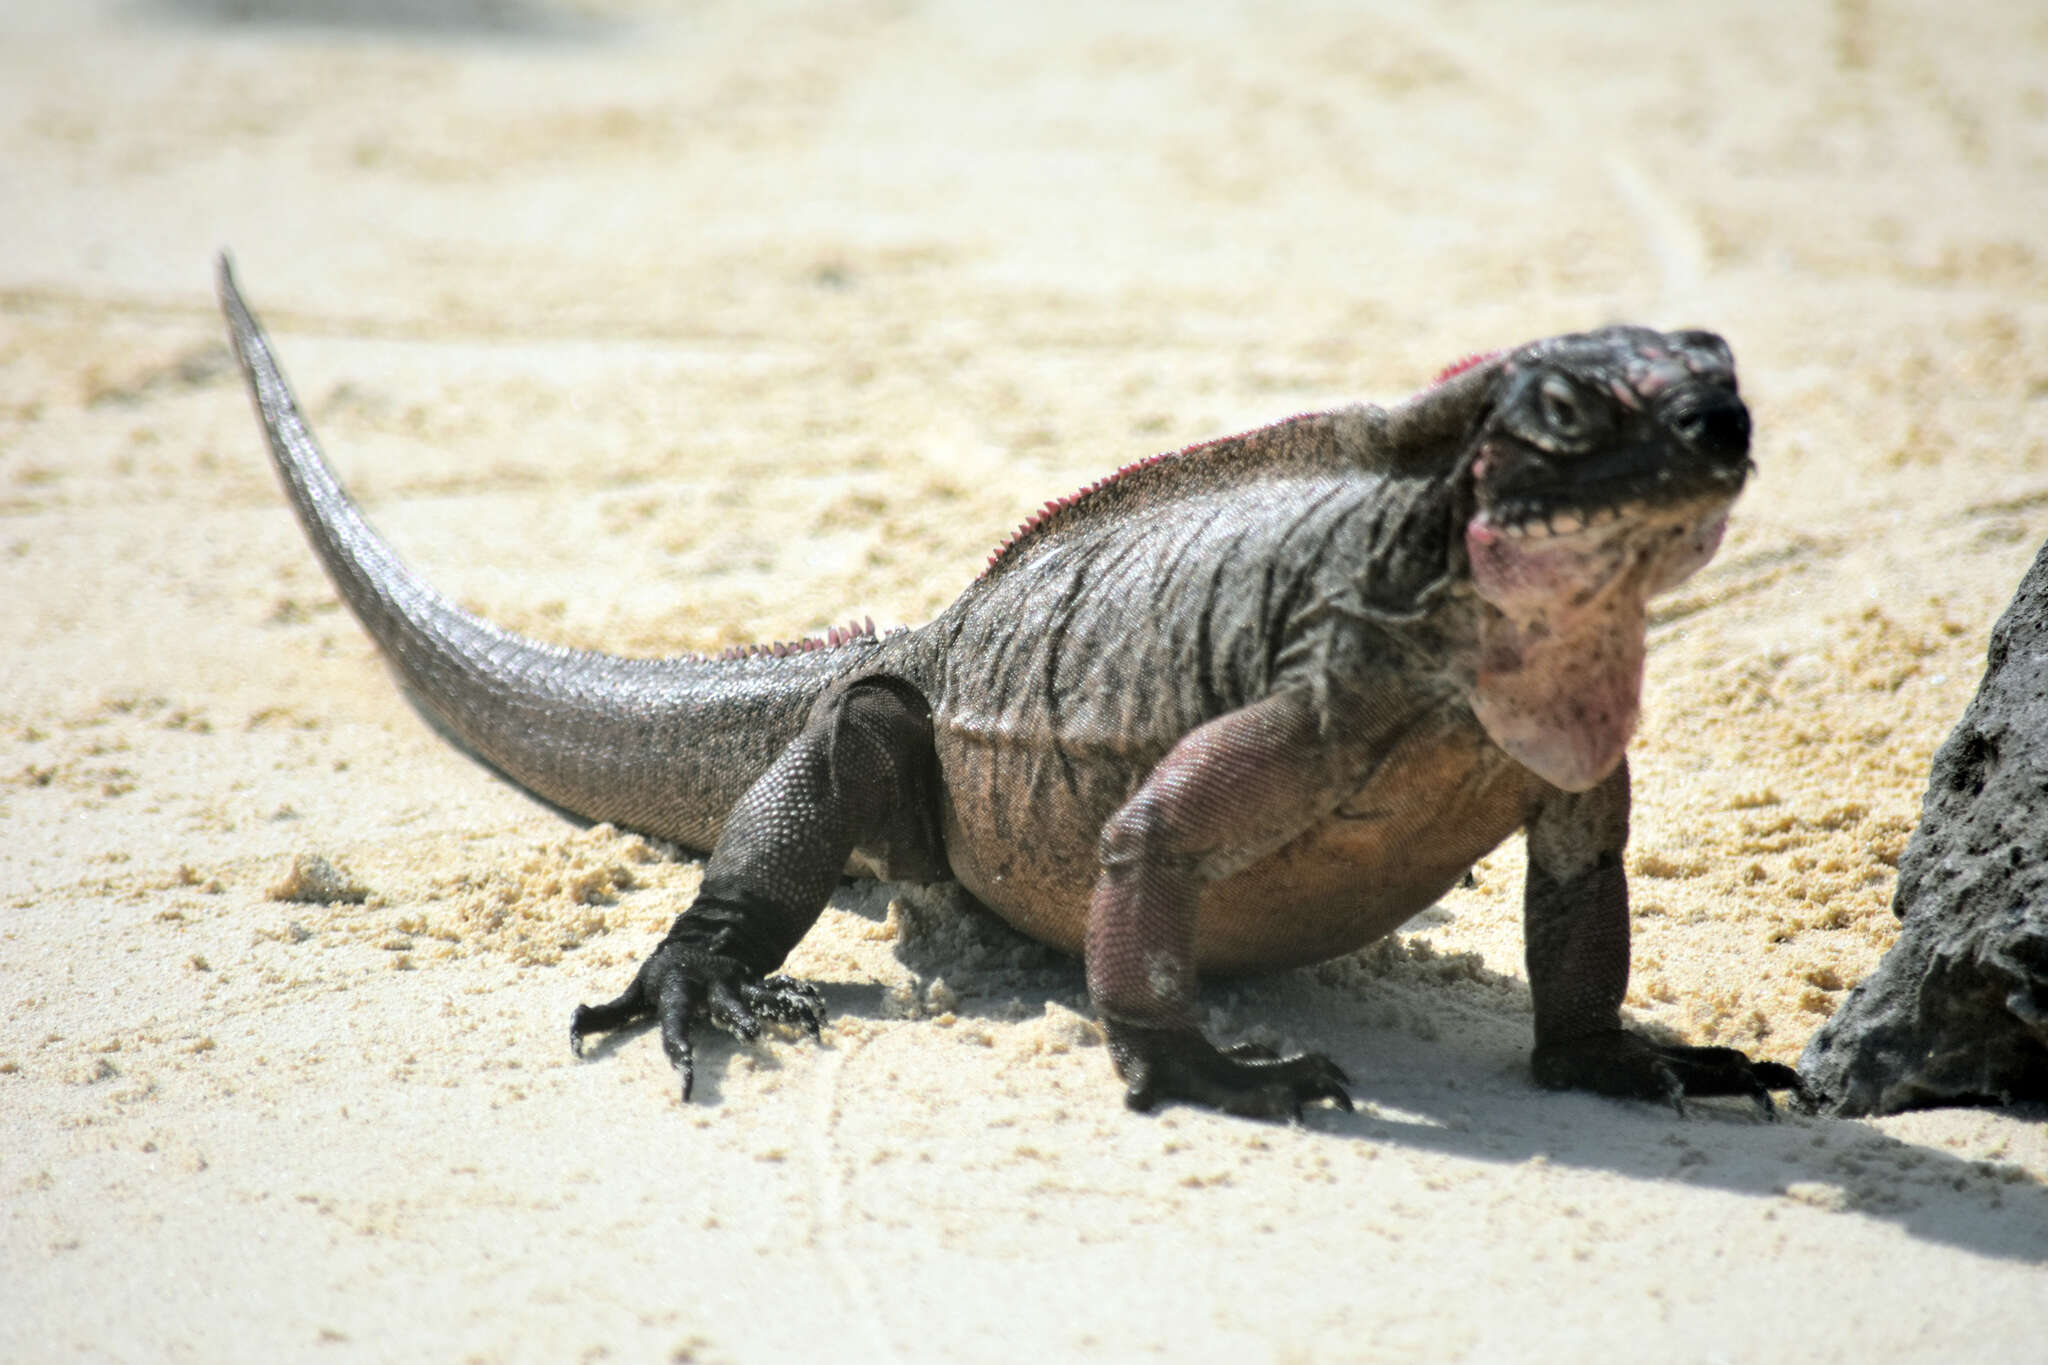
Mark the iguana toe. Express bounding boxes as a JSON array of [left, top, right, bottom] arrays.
[[570, 942, 826, 1102], [568, 979, 649, 1060], [655, 967, 699, 1099], [1108, 1021, 1353, 1121], [748, 976, 826, 1038], [1534, 1029, 1805, 1118]]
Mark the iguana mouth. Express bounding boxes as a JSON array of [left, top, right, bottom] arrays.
[[1474, 451, 1750, 545], [1466, 489, 1735, 618]]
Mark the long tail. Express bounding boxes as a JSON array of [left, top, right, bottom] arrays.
[[217, 255, 853, 848]]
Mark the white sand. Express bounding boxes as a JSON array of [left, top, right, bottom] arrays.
[[3, 1, 2045, 1360]]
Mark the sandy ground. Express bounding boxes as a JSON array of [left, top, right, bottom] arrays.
[[5, 0, 2047, 1360]]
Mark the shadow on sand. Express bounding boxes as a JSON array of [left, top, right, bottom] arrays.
[[742, 877, 2048, 1266], [510, 763, 2047, 1266]]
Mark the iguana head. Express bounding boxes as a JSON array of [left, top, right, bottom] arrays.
[[1455, 327, 1752, 791]]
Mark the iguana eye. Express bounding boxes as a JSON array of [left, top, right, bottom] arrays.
[[1538, 374, 1587, 439]]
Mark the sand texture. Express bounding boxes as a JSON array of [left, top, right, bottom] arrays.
[[4, 1, 2046, 1360]]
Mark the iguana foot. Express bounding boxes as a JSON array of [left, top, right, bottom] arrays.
[[570, 940, 824, 1101], [1533, 1028, 1805, 1119], [1105, 1021, 1353, 1120]]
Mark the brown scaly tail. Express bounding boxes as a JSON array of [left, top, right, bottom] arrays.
[[217, 253, 857, 849]]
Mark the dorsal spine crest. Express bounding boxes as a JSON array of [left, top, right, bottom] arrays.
[[691, 615, 887, 663], [1432, 349, 1503, 387], [978, 416, 1318, 577]]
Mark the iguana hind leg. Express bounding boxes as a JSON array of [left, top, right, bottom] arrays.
[[570, 676, 942, 1099], [1086, 691, 1353, 1119]]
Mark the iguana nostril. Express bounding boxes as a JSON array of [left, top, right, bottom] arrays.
[[1675, 397, 1751, 460]]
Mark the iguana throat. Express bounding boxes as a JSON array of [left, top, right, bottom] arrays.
[[1464, 497, 1731, 791]]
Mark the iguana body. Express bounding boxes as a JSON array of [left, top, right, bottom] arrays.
[[220, 257, 1798, 1117]]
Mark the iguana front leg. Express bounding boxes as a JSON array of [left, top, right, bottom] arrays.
[[1523, 759, 1803, 1115], [1086, 691, 1354, 1119], [571, 677, 941, 1098]]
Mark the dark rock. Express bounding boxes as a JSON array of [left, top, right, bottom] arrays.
[[1799, 538, 2048, 1115]]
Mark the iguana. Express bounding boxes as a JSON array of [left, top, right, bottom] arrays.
[[218, 256, 1800, 1118]]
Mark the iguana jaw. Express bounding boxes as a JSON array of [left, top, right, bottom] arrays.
[[1463, 491, 1734, 791]]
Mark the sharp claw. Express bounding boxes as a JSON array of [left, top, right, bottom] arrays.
[[1656, 1063, 1688, 1119], [656, 972, 697, 1102], [664, 1027, 696, 1102], [1304, 1058, 1354, 1113], [1122, 1056, 1158, 1112]]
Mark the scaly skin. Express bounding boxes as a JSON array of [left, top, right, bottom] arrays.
[[220, 255, 1801, 1119]]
